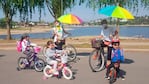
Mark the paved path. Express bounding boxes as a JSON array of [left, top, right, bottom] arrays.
[[0, 50, 149, 84]]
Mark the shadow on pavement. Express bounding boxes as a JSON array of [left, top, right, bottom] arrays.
[[119, 69, 126, 78], [77, 52, 90, 56], [122, 58, 134, 64], [0, 55, 5, 57]]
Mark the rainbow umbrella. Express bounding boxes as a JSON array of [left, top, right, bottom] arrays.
[[98, 5, 134, 19], [98, 5, 134, 34], [57, 14, 83, 24]]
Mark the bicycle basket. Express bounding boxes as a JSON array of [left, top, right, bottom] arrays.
[[34, 46, 41, 53], [91, 38, 102, 48]]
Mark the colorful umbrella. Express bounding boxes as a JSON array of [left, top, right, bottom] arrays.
[[57, 14, 83, 24], [98, 5, 134, 19], [98, 5, 135, 34]]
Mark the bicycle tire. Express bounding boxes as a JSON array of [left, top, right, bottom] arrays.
[[89, 49, 105, 72], [109, 68, 117, 84], [34, 58, 45, 72], [43, 65, 53, 77], [62, 67, 73, 80], [63, 44, 77, 62], [17, 57, 28, 69]]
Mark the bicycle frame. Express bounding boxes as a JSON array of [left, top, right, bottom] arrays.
[[17, 45, 45, 72], [43, 51, 73, 79], [27, 46, 41, 63], [27, 53, 38, 65], [44, 62, 69, 76]]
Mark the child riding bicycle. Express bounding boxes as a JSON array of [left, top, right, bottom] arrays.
[[43, 40, 68, 79], [19, 33, 41, 63], [20, 33, 35, 59], [105, 39, 125, 80]]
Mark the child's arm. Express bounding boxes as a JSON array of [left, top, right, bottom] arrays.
[[46, 48, 57, 59], [120, 49, 125, 62]]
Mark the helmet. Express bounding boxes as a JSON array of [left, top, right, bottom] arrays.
[[112, 39, 120, 45], [112, 39, 120, 43]]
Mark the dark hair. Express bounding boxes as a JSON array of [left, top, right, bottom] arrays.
[[47, 40, 54, 46], [101, 19, 108, 25], [54, 20, 60, 24], [20, 33, 29, 41]]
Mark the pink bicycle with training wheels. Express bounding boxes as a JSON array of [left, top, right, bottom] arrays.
[[43, 50, 73, 80]]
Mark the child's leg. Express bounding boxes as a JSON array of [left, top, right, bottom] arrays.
[[115, 64, 124, 79], [49, 60, 58, 72], [115, 66, 120, 77], [23, 50, 33, 58]]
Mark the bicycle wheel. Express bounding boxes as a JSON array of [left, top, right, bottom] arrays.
[[17, 57, 28, 69], [62, 67, 73, 80], [42, 45, 47, 57], [63, 44, 77, 62], [89, 49, 105, 72], [43, 65, 53, 77], [109, 68, 117, 84], [34, 58, 45, 72]]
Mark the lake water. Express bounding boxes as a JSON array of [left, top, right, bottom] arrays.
[[0, 26, 149, 39]]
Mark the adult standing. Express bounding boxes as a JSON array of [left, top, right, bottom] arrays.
[[99, 19, 116, 67]]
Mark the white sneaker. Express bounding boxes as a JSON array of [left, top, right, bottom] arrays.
[[122, 78, 125, 80], [105, 76, 110, 80], [107, 77, 110, 80], [121, 76, 125, 80], [53, 70, 59, 75]]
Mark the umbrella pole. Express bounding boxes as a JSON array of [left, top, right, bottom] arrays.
[[116, 18, 120, 37]]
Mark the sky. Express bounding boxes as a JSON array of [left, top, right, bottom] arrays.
[[0, 1, 149, 23], [11, 3, 102, 22]]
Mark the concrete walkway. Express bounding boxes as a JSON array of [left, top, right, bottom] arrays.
[[0, 50, 149, 84]]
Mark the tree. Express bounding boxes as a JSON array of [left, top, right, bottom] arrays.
[[0, 18, 6, 28], [84, 0, 149, 34], [85, 0, 149, 11], [0, 0, 45, 40], [0, 0, 17, 40], [17, 0, 45, 23], [45, 0, 85, 20]]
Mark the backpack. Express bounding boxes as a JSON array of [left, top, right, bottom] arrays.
[[16, 40, 22, 52]]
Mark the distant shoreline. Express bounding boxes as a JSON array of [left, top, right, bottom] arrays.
[[68, 24, 149, 27], [0, 25, 149, 39]]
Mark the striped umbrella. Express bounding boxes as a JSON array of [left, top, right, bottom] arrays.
[[98, 5, 134, 19], [58, 14, 83, 24]]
